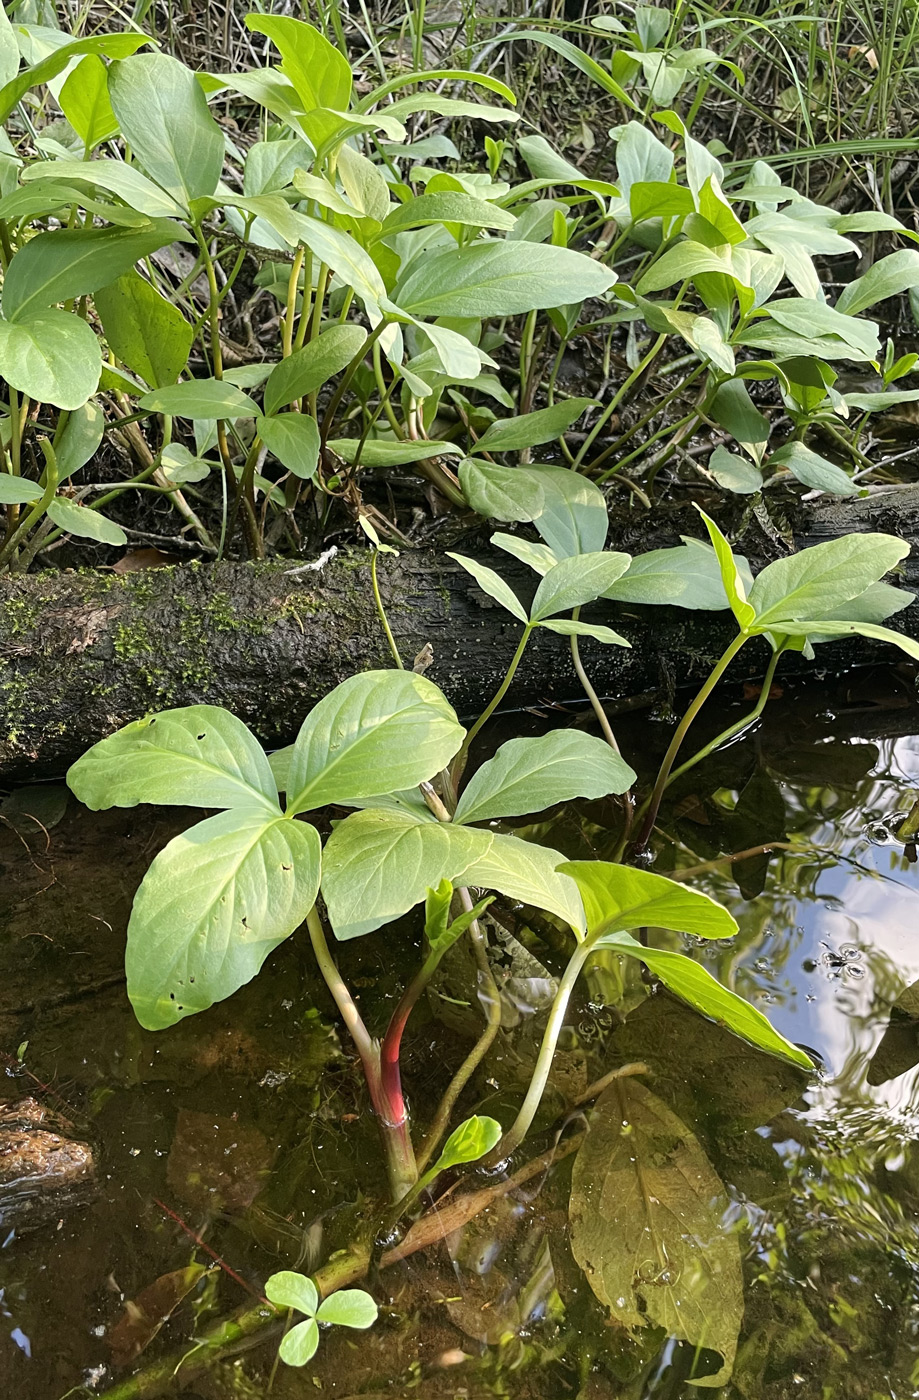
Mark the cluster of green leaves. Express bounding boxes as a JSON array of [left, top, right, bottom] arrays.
[[0, 12, 619, 564], [513, 110, 919, 495], [264, 1273, 377, 1366], [1, 9, 916, 568]]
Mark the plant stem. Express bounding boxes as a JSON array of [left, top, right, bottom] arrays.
[[0, 438, 57, 570], [451, 624, 533, 784], [492, 939, 592, 1162], [630, 631, 750, 856], [283, 246, 305, 358], [370, 550, 404, 668], [415, 887, 503, 1174], [571, 333, 667, 472], [306, 906, 417, 1200], [663, 644, 787, 794], [568, 607, 622, 755]]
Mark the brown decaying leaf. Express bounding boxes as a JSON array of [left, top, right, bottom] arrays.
[[167, 1109, 274, 1213], [112, 548, 179, 573], [569, 1076, 743, 1387], [107, 1263, 206, 1366]]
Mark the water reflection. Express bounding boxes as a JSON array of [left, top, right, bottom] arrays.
[[4, 677, 919, 1395]]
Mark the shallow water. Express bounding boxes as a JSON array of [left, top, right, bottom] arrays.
[[3, 666, 919, 1399]]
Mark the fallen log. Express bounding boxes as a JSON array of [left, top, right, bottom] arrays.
[[2, 489, 919, 781]]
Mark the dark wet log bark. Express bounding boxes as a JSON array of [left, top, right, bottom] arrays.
[[2, 487, 919, 780]]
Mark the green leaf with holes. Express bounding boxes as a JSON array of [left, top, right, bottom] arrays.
[[66, 705, 281, 815], [286, 670, 466, 815], [125, 808, 320, 1029]]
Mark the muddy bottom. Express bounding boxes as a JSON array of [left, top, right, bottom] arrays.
[[3, 667, 919, 1399]]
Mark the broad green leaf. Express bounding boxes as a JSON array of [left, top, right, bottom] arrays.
[[244, 138, 312, 197], [66, 705, 280, 814], [734, 322, 869, 362], [530, 551, 631, 620], [709, 445, 762, 495], [516, 132, 620, 200], [287, 670, 465, 814], [279, 1318, 319, 1366], [597, 932, 813, 1069], [3, 304, 88, 413], [0, 475, 41, 504], [836, 249, 919, 316], [0, 33, 150, 124], [330, 438, 462, 467], [447, 551, 528, 622], [264, 325, 367, 416], [843, 388, 919, 411], [763, 297, 879, 360], [697, 173, 746, 245], [108, 53, 224, 207], [0, 308, 101, 410], [381, 191, 515, 236], [491, 532, 558, 575], [257, 412, 320, 479], [0, 5, 18, 90], [768, 441, 856, 496], [822, 581, 913, 624], [21, 158, 187, 219], [523, 467, 610, 560], [785, 618, 919, 661], [46, 498, 126, 546], [710, 379, 770, 466], [315, 1290, 379, 1329], [459, 459, 544, 523], [94, 270, 194, 388], [472, 399, 595, 455], [139, 380, 259, 420], [455, 731, 635, 825], [254, 204, 385, 307], [748, 533, 909, 627], [2, 221, 181, 322], [636, 241, 736, 296], [630, 179, 695, 222], [570, 1076, 743, 1387], [560, 861, 738, 942], [696, 509, 755, 627], [463, 832, 586, 932], [538, 619, 631, 645], [59, 54, 118, 149], [336, 144, 390, 221], [321, 807, 491, 940], [245, 15, 352, 114], [429, 1116, 502, 1175], [126, 809, 320, 1029], [265, 1272, 319, 1316], [527, 464, 608, 558], [159, 444, 210, 484], [394, 241, 617, 319], [56, 400, 104, 480], [607, 542, 747, 610]]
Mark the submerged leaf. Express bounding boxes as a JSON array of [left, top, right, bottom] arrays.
[[570, 1077, 744, 1387]]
